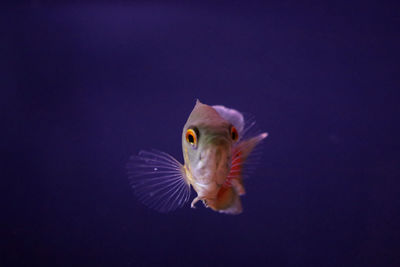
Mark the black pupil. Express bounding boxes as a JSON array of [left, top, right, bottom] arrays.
[[232, 130, 237, 140], [188, 134, 194, 143]]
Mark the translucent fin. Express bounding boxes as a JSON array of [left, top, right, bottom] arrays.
[[234, 132, 268, 179], [240, 113, 260, 141], [127, 150, 191, 213], [224, 132, 268, 184], [216, 132, 267, 215], [212, 105, 245, 134]]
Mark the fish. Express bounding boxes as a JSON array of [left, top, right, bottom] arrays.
[[127, 100, 268, 215]]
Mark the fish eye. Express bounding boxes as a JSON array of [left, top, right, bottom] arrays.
[[186, 129, 197, 146], [230, 126, 239, 141]]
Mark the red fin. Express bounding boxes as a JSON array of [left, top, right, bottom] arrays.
[[221, 146, 246, 198], [223, 133, 268, 192], [224, 147, 242, 187], [214, 132, 268, 214]]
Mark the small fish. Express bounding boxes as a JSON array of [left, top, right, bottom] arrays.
[[127, 100, 268, 214]]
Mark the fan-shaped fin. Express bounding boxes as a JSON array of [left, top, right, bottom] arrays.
[[127, 150, 191, 213]]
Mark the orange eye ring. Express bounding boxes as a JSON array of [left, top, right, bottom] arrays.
[[231, 126, 239, 141], [186, 129, 197, 146]]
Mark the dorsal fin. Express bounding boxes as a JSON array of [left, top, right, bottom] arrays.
[[212, 105, 245, 134]]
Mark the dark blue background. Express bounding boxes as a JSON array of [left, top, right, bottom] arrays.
[[2, 1, 400, 266]]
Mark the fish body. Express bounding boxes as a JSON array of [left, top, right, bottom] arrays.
[[128, 100, 268, 215]]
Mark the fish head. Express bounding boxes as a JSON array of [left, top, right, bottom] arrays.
[[182, 100, 236, 188]]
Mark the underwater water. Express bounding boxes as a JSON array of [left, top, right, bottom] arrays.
[[2, 1, 400, 266]]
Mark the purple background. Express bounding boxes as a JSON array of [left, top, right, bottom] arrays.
[[2, 1, 400, 266]]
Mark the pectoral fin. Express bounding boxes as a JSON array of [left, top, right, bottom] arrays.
[[127, 150, 191, 213], [213, 132, 268, 215]]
